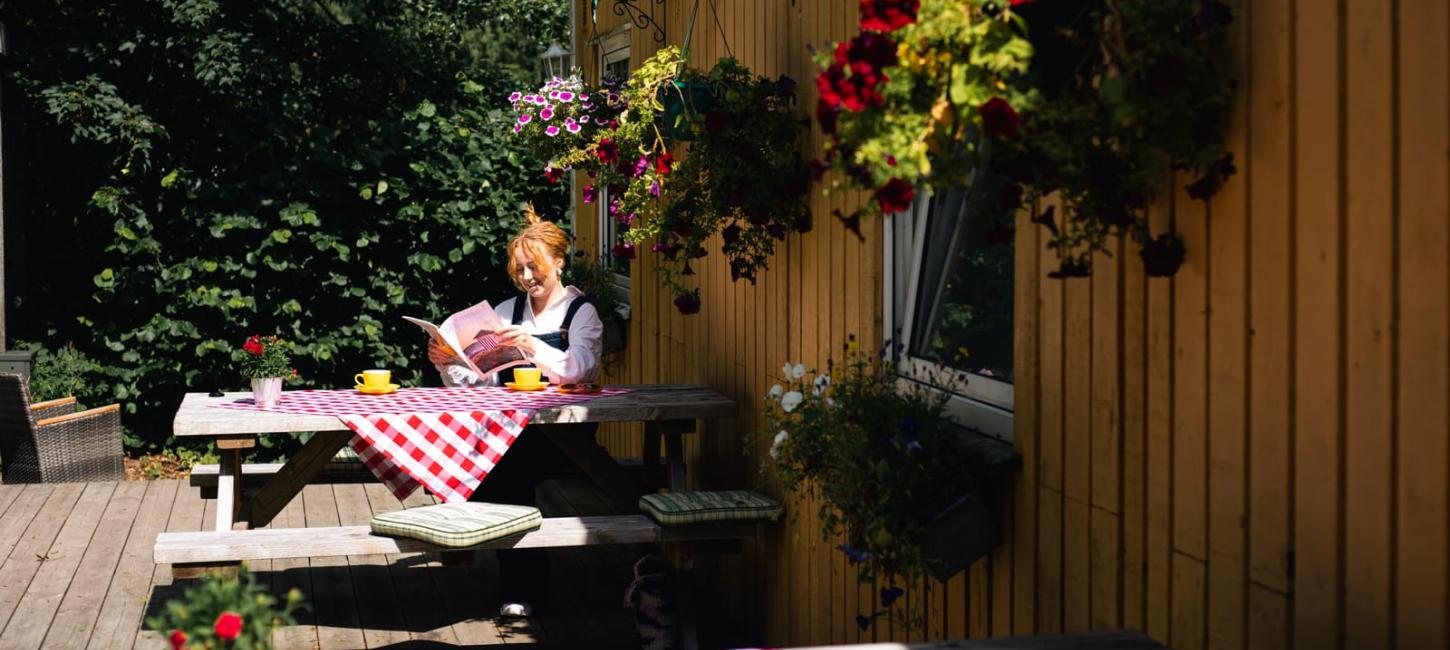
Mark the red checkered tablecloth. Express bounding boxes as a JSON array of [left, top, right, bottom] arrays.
[[212, 386, 630, 502]]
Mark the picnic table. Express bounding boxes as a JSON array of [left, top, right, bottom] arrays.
[[172, 384, 736, 532]]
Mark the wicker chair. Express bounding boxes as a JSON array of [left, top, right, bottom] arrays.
[[0, 373, 125, 483]]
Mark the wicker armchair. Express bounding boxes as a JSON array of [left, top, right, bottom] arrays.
[[0, 373, 125, 483]]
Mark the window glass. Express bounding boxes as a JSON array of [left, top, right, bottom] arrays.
[[599, 51, 631, 284]]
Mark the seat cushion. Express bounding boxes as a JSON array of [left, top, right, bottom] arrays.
[[638, 490, 783, 525], [370, 502, 542, 548]]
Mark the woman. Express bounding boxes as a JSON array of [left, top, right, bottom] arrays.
[[427, 206, 604, 617]]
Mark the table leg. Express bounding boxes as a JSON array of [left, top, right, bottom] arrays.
[[249, 430, 352, 528], [642, 422, 662, 492], [215, 449, 242, 531], [662, 419, 692, 493], [540, 423, 641, 512]]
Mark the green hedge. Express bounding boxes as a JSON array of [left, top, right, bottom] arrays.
[[5, 1, 567, 449]]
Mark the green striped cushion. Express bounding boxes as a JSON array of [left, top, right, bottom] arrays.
[[638, 490, 783, 525], [370, 502, 542, 548]]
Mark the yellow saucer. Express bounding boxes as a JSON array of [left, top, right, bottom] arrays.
[[504, 381, 550, 392], [356, 383, 400, 395]]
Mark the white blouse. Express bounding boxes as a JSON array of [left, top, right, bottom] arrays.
[[434, 285, 604, 387]]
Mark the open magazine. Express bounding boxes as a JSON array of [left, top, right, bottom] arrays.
[[403, 300, 530, 379]]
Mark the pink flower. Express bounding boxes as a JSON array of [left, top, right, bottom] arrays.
[[214, 612, 243, 641]]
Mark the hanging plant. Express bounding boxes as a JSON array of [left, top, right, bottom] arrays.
[[814, 0, 1235, 277], [512, 46, 810, 313]]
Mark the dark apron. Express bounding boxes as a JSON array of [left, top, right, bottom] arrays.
[[497, 294, 591, 384]]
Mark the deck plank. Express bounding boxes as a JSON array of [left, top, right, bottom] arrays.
[[0, 482, 86, 632], [42, 481, 147, 649], [366, 484, 462, 644], [301, 484, 365, 650], [88, 480, 179, 649], [333, 483, 412, 648], [0, 485, 53, 570], [0, 482, 117, 648], [0, 484, 26, 520], [133, 484, 210, 650], [270, 488, 319, 649]]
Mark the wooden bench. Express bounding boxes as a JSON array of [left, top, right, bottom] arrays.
[[154, 514, 755, 566]]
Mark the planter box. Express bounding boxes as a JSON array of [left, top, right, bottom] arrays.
[[657, 81, 716, 141], [0, 350, 36, 383], [921, 489, 1001, 582]]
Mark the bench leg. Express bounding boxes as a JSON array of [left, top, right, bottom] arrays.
[[672, 545, 699, 650], [215, 449, 243, 531], [249, 430, 353, 528]]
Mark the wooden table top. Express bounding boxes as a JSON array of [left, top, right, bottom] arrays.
[[172, 384, 737, 437]]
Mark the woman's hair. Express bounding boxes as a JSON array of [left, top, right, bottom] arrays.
[[506, 203, 570, 291]]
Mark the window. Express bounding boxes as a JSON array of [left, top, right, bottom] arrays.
[[886, 186, 1015, 441], [596, 26, 631, 292]]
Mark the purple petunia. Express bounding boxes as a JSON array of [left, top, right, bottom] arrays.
[[533, 95, 547, 105], [517, 114, 532, 124], [558, 91, 575, 102], [523, 94, 537, 103], [512, 123, 523, 133], [906, 440, 922, 453], [579, 115, 590, 123], [565, 119, 581, 134], [545, 125, 560, 137], [508, 91, 522, 102], [582, 185, 597, 204], [540, 106, 554, 121], [649, 179, 661, 197], [632, 156, 649, 178], [548, 90, 560, 100]]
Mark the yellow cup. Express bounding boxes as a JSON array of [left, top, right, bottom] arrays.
[[513, 368, 543, 385], [355, 369, 391, 388]]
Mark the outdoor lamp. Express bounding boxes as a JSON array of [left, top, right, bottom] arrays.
[[539, 43, 571, 81]]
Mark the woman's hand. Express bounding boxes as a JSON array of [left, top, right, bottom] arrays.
[[494, 325, 535, 350], [427, 338, 458, 365]]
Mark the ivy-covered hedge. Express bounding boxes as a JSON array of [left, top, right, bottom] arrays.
[[4, 1, 566, 449]]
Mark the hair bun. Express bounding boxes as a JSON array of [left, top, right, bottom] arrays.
[[523, 202, 542, 226]]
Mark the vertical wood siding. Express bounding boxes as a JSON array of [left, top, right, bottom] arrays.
[[571, 0, 1449, 647]]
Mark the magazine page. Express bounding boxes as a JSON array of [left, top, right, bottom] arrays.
[[404, 300, 530, 378]]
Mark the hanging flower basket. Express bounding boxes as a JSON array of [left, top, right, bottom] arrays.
[[657, 81, 717, 141], [920, 489, 1001, 582]]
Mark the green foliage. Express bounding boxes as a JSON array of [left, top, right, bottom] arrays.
[[15, 340, 108, 406], [758, 342, 981, 588], [146, 569, 305, 649], [561, 253, 628, 355], [5, 0, 567, 450]]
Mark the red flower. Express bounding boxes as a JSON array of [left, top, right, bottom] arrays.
[[542, 166, 564, 184], [1010, 0, 1033, 5], [168, 629, 187, 650], [242, 335, 264, 357], [654, 152, 674, 176], [612, 242, 636, 260], [595, 138, 619, 165], [874, 177, 915, 214], [859, 0, 919, 32], [214, 612, 243, 641], [978, 96, 1021, 138]]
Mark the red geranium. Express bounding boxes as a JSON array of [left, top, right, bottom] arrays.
[[242, 335, 264, 357], [874, 177, 915, 214], [168, 629, 187, 650], [978, 96, 1021, 138], [595, 137, 619, 165], [654, 152, 674, 176], [859, 0, 919, 32], [214, 612, 243, 641]]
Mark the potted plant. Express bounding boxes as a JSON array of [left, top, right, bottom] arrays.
[[146, 568, 306, 649], [813, 0, 1235, 278], [236, 335, 295, 408], [759, 338, 999, 629], [510, 47, 811, 314]]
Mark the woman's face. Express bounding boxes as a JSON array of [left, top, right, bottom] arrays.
[[513, 246, 561, 299]]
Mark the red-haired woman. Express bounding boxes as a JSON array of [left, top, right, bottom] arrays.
[[427, 206, 604, 617]]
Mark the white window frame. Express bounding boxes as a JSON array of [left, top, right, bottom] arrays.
[[596, 25, 632, 296], [884, 190, 1014, 442]]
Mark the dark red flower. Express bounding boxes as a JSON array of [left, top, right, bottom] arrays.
[[1010, 0, 1034, 5], [243, 335, 264, 357], [214, 612, 243, 641], [654, 152, 674, 176], [979, 97, 1021, 138], [595, 138, 619, 165], [860, 0, 919, 32], [673, 290, 701, 315], [168, 629, 187, 650], [874, 177, 915, 214], [1140, 232, 1187, 277], [607, 119, 620, 130], [612, 242, 636, 260], [542, 166, 564, 184], [816, 99, 839, 135]]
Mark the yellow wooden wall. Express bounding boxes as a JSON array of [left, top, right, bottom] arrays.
[[571, 0, 1450, 648]]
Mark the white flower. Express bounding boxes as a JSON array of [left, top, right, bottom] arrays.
[[769, 430, 789, 459], [812, 374, 831, 396], [788, 363, 806, 380], [826, 397, 838, 408], [768, 384, 784, 400], [780, 391, 804, 413]]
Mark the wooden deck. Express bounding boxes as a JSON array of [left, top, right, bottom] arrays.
[[0, 478, 654, 649]]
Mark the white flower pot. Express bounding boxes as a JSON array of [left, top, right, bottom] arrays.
[[251, 376, 284, 408]]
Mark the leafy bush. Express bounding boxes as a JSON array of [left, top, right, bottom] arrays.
[[15, 340, 107, 406], [4, 1, 568, 450], [146, 569, 305, 649]]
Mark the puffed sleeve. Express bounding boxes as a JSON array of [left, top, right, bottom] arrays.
[[526, 301, 604, 384]]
